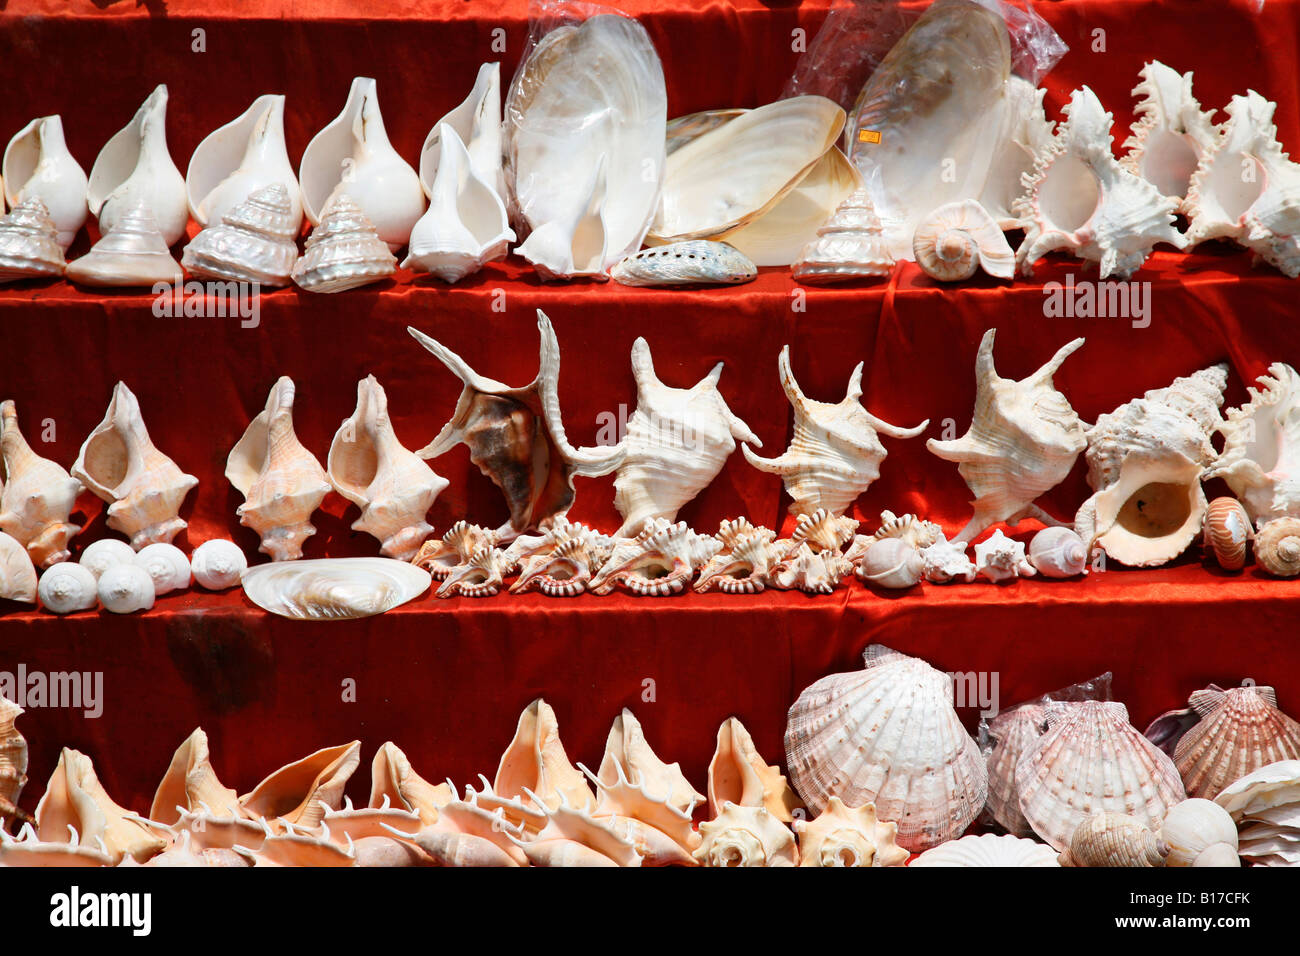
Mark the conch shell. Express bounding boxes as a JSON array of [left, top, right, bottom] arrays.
[[1059, 811, 1169, 867], [912, 200, 1014, 281], [238, 741, 362, 831], [0, 532, 38, 605], [974, 529, 1036, 583], [493, 699, 594, 819], [399, 784, 528, 867], [707, 716, 801, 822], [918, 534, 977, 584], [369, 742, 452, 827], [35, 748, 167, 864], [412, 521, 499, 580], [149, 727, 240, 824], [3, 115, 88, 249], [793, 797, 908, 867], [854, 537, 922, 589], [1028, 526, 1088, 577], [0, 695, 30, 829], [519, 792, 642, 867], [587, 519, 720, 596], [0, 400, 82, 567], [1120, 61, 1219, 208], [693, 802, 796, 867], [1205, 363, 1300, 525], [1173, 685, 1300, 799]]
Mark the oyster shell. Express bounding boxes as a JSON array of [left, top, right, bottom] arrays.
[[240, 558, 431, 620]]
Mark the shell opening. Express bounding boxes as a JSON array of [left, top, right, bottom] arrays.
[[1138, 131, 1199, 199], [1116, 482, 1193, 538], [1041, 155, 1100, 232], [1204, 155, 1264, 222]]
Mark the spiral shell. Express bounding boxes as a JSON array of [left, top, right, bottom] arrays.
[[854, 537, 923, 589], [37, 562, 98, 614], [1160, 798, 1239, 867], [793, 797, 908, 867], [1060, 811, 1169, 867], [191, 539, 249, 590], [693, 802, 796, 867], [1028, 527, 1088, 577], [918, 535, 977, 584], [97, 562, 155, 614], [1256, 517, 1300, 577], [1201, 497, 1251, 570], [78, 538, 136, 580], [134, 542, 191, 595], [912, 200, 1014, 281]]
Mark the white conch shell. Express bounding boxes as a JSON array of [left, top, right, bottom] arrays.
[[568, 336, 759, 537], [0, 531, 37, 604], [913, 200, 1014, 281], [911, 833, 1061, 867], [190, 539, 247, 590], [181, 183, 300, 287], [36, 748, 167, 864], [588, 519, 720, 596], [72, 382, 198, 549], [693, 802, 795, 867], [985, 702, 1047, 836], [419, 62, 505, 201], [64, 202, 183, 287], [493, 699, 595, 817], [299, 77, 425, 250], [1074, 364, 1227, 567], [1173, 685, 1300, 799], [514, 154, 610, 280], [979, 76, 1055, 228], [241, 558, 431, 620], [133, 542, 190, 595], [329, 375, 449, 560], [785, 644, 988, 851], [292, 193, 397, 293], [1016, 86, 1187, 279], [86, 85, 188, 246], [3, 115, 88, 248], [854, 537, 922, 589], [1120, 61, 1219, 208], [928, 329, 1087, 542], [1015, 700, 1186, 851], [403, 124, 514, 283], [226, 376, 332, 561], [36, 562, 97, 614], [77, 538, 136, 579], [974, 529, 1036, 583], [1256, 517, 1300, 577], [97, 562, 155, 613], [707, 716, 800, 822], [1059, 811, 1169, 867], [1205, 363, 1300, 524], [918, 534, 977, 584], [791, 186, 895, 284], [0, 197, 66, 283], [794, 797, 907, 867], [1160, 798, 1239, 867], [769, 541, 852, 594], [0, 400, 82, 567], [1028, 526, 1088, 577], [743, 346, 927, 517]]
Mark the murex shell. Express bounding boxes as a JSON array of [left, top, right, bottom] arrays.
[[587, 519, 720, 596], [1206, 363, 1300, 525], [611, 241, 756, 287], [693, 522, 775, 594], [785, 644, 988, 851], [1120, 60, 1220, 208], [1173, 684, 1300, 800], [0, 400, 82, 567], [241, 558, 431, 620], [794, 797, 908, 867]]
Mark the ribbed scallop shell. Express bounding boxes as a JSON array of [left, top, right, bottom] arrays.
[[292, 193, 396, 293], [791, 188, 895, 284], [912, 200, 1014, 281], [785, 644, 988, 851], [910, 833, 1059, 867], [182, 182, 299, 286], [0, 197, 65, 282], [1060, 811, 1168, 867], [1206, 363, 1300, 525], [985, 703, 1047, 836], [1202, 497, 1252, 570], [1174, 686, 1300, 799], [1015, 700, 1185, 851], [1255, 517, 1300, 577]]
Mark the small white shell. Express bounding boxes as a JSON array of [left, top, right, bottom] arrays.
[[191, 539, 249, 590], [1028, 527, 1088, 578], [134, 542, 191, 595], [37, 562, 98, 614], [918, 535, 977, 584], [78, 539, 138, 580], [0, 531, 38, 604], [1160, 798, 1239, 867], [974, 530, 1037, 583], [854, 537, 922, 589], [97, 562, 156, 614], [912, 200, 1014, 281]]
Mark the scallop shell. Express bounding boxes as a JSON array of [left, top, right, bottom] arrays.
[[35, 748, 167, 864], [785, 644, 988, 851], [918, 534, 977, 584], [0, 197, 66, 282], [928, 329, 1087, 543], [493, 699, 595, 818], [588, 519, 720, 597], [0, 399, 82, 567], [1161, 798, 1239, 867], [1015, 700, 1186, 851], [239, 741, 361, 831], [36, 562, 97, 614], [974, 529, 1036, 583], [1256, 517, 1300, 577], [190, 539, 248, 590], [1173, 685, 1300, 799], [1202, 497, 1252, 570], [240, 558, 431, 620], [913, 200, 1014, 281], [985, 703, 1047, 837], [794, 797, 907, 867], [65, 202, 183, 288], [854, 537, 922, 589], [435, 545, 506, 598], [1120, 61, 1219, 208], [611, 241, 756, 287], [181, 182, 300, 287], [96, 562, 155, 613], [412, 521, 499, 580], [791, 187, 895, 284], [1206, 363, 1300, 525], [149, 727, 241, 824], [770, 541, 853, 594], [1059, 811, 1169, 867], [77, 538, 136, 580], [133, 542, 191, 595], [3, 115, 88, 249], [1028, 526, 1088, 577], [910, 833, 1060, 867], [707, 716, 801, 822], [743, 347, 927, 517], [292, 193, 397, 293], [693, 802, 795, 867], [0, 695, 29, 827]]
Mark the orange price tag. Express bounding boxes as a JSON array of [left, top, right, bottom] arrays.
[[858, 129, 882, 144]]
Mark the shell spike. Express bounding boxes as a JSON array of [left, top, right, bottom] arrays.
[[1029, 336, 1086, 389], [844, 361, 864, 404], [975, 328, 1001, 383]]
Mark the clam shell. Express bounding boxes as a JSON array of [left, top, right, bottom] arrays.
[[37, 562, 98, 614], [611, 241, 755, 287], [1173, 685, 1300, 799], [241, 558, 431, 620], [910, 833, 1059, 867]]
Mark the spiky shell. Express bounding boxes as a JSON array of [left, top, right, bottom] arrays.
[[597, 708, 704, 816], [35, 748, 168, 864], [238, 741, 361, 833], [910, 833, 1059, 867], [292, 193, 396, 293], [510, 530, 603, 597], [854, 537, 922, 589], [974, 529, 1036, 583], [1059, 811, 1168, 867], [791, 188, 895, 284], [523, 796, 642, 867], [1160, 798, 1239, 867], [918, 535, 977, 584], [707, 717, 801, 822], [785, 645, 988, 851], [148, 727, 240, 824], [985, 703, 1047, 836], [1120, 60, 1220, 207], [369, 741, 452, 826], [694, 802, 795, 867], [1207, 363, 1300, 524], [493, 699, 594, 818], [435, 546, 506, 598], [873, 510, 943, 549], [587, 760, 700, 866], [588, 519, 720, 596], [794, 797, 907, 867], [913, 200, 1014, 281], [0, 197, 65, 283], [405, 782, 528, 866], [413, 520, 499, 580], [1202, 497, 1252, 570], [694, 530, 773, 594], [769, 542, 852, 594], [980, 77, 1055, 228], [0, 823, 114, 867], [1173, 685, 1300, 799], [1256, 517, 1300, 577], [787, 507, 859, 553]]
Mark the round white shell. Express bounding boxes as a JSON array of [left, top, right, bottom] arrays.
[[1028, 527, 1088, 577], [910, 833, 1060, 867], [134, 542, 191, 595], [191, 539, 249, 590], [78, 539, 137, 580], [1160, 798, 1239, 867], [241, 557, 432, 620], [97, 562, 156, 614], [856, 538, 922, 588], [37, 562, 98, 614]]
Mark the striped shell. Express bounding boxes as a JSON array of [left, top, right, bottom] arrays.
[[1174, 685, 1300, 799], [1060, 811, 1168, 867], [985, 703, 1047, 836], [910, 833, 1059, 867], [1202, 497, 1251, 570], [1256, 517, 1300, 577]]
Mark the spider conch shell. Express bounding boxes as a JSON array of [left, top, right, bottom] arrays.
[[985, 703, 1047, 836], [238, 741, 362, 831], [1173, 685, 1300, 799], [791, 187, 895, 284], [396, 783, 528, 867], [912, 200, 1014, 281], [227, 376, 331, 561], [927, 329, 1086, 543], [518, 791, 643, 867], [785, 644, 988, 851], [694, 802, 796, 867], [707, 716, 801, 822], [237, 822, 357, 867], [1074, 364, 1227, 567], [0, 532, 38, 605], [598, 709, 703, 815], [974, 529, 1036, 583], [148, 727, 240, 824], [0, 400, 82, 567], [1059, 811, 1169, 867], [0, 695, 30, 829], [1160, 798, 1240, 867], [588, 519, 721, 597], [369, 742, 453, 827], [694, 524, 775, 594], [794, 797, 906, 868], [435, 545, 506, 598], [1256, 517, 1300, 577], [0, 197, 66, 282], [584, 760, 699, 867], [1120, 61, 1219, 209], [911, 832, 1060, 867], [0, 823, 114, 867], [493, 699, 595, 818], [1205, 363, 1300, 525], [72, 381, 198, 550], [569, 336, 760, 537], [1015, 701, 1185, 851], [329, 375, 449, 561], [35, 748, 167, 864], [743, 346, 927, 517]]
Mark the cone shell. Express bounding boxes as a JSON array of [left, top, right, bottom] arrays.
[[791, 188, 894, 284], [910, 833, 1060, 867], [794, 797, 907, 867], [65, 203, 183, 287], [0, 197, 65, 282], [182, 182, 299, 286], [985, 703, 1046, 836], [693, 802, 795, 867], [292, 193, 396, 293], [913, 200, 1014, 281], [1257, 517, 1300, 577], [0, 399, 82, 567], [1203, 497, 1252, 570], [1174, 685, 1300, 799], [1060, 811, 1168, 867]]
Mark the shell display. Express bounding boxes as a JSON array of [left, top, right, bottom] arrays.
[[1074, 364, 1227, 567], [1028, 527, 1088, 578], [149, 728, 241, 823], [0, 695, 29, 827], [35, 748, 167, 864], [1214, 762, 1300, 864], [910, 833, 1060, 867], [791, 187, 895, 284], [1059, 811, 1169, 867], [72, 382, 198, 550], [788, 508, 859, 554], [493, 699, 595, 817], [238, 741, 362, 831], [370, 742, 452, 827], [1160, 798, 1239, 867], [3, 115, 88, 248], [769, 542, 853, 594], [974, 529, 1036, 583], [420, 62, 505, 203], [597, 709, 703, 816], [97, 562, 155, 613], [1016, 86, 1187, 279], [181, 182, 300, 286], [588, 520, 720, 596], [1202, 497, 1252, 570], [1120, 61, 1219, 208], [435, 546, 506, 598], [693, 802, 796, 867], [77, 538, 136, 579], [611, 241, 756, 287], [227, 377, 331, 561], [707, 716, 800, 822], [413, 521, 500, 580], [587, 763, 700, 867], [65, 203, 183, 287], [0, 824, 114, 867], [743, 347, 927, 518], [979, 76, 1055, 228], [329, 375, 449, 560], [509, 522, 609, 597], [1206, 363, 1300, 524], [0, 198, 66, 282], [514, 156, 610, 281], [794, 797, 907, 867], [785, 644, 988, 851], [521, 795, 642, 867], [36, 562, 97, 614], [1015, 700, 1186, 851], [1173, 685, 1300, 799], [292, 193, 397, 293], [241, 558, 431, 620], [1256, 517, 1300, 577], [403, 784, 528, 867], [912, 200, 1014, 281], [190, 539, 248, 590], [134, 542, 190, 595], [985, 703, 1047, 836], [918, 535, 977, 584], [0, 400, 81, 567], [928, 329, 1087, 543], [854, 537, 922, 589], [569, 336, 759, 537], [694, 527, 774, 594], [873, 510, 944, 549]]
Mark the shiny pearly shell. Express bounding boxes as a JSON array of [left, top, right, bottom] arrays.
[[241, 558, 431, 620], [36, 562, 97, 614]]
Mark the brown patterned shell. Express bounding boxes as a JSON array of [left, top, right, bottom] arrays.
[[985, 704, 1046, 837], [0, 696, 30, 827], [1202, 497, 1252, 570], [1174, 686, 1300, 799], [1060, 811, 1168, 867]]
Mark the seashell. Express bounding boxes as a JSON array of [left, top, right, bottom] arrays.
[[36, 562, 97, 614], [133, 542, 190, 595], [0, 197, 66, 283], [611, 240, 756, 287], [0, 400, 82, 567], [693, 802, 795, 867], [788, 507, 859, 554], [769, 541, 852, 594], [791, 187, 895, 284], [404, 123, 514, 284], [873, 510, 943, 549], [1074, 364, 1227, 567], [241, 558, 431, 620], [585, 762, 700, 867], [665, 108, 748, 155], [86, 85, 187, 245], [794, 797, 907, 867], [239, 741, 361, 832], [1202, 497, 1252, 570], [35, 748, 167, 864], [226, 376, 332, 560], [1120, 61, 1219, 209], [985, 703, 1047, 836], [597, 708, 704, 816], [509, 522, 608, 597], [1173, 684, 1300, 799], [3, 115, 88, 248], [190, 539, 248, 590], [77, 538, 137, 580], [1015, 700, 1186, 851], [493, 699, 595, 817], [588, 519, 720, 596], [299, 77, 425, 250], [785, 644, 988, 850], [145, 830, 253, 868], [974, 529, 1036, 583], [514, 155, 610, 281], [1059, 811, 1169, 867], [507, 15, 666, 269], [913, 199, 1014, 281], [64, 202, 184, 287], [1256, 517, 1300, 577], [155, 805, 268, 855], [234, 822, 358, 867], [435, 546, 506, 598], [97, 562, 155, 613], [398, 784, 528, 867], [979, 76, 1055, 228], [181, 182, 300, 287], [744, 348, 927, 517], [694, 528, 774, 594], [148, 727, 240, 824], [707, 716, 800, 822], [519, 791, 642, 867], [1214, 760, 1300, 820], [928, 329, 1087, 542], [412, 521, 499, 580], [854, 537, 922, 589], [918, 534, 977, 584], [320, 799, 424, 852], [74, 380, 199, 552], [0, 695, 29, 828], [0, 823, 114, 867], [329, 375, 449, 560], [292, 193, 397, 293], [1206, 363, 1300, 525], [369, 743, 452, 827], [912, 833, 1061, 867], [1161, 798, 1239, 867], [186, 94, 302, 229], [1028, 526, 1088, 577], [408, 311, 587, 538], [420, 62, 505, 202], [1016, 86, 1187, 279]]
